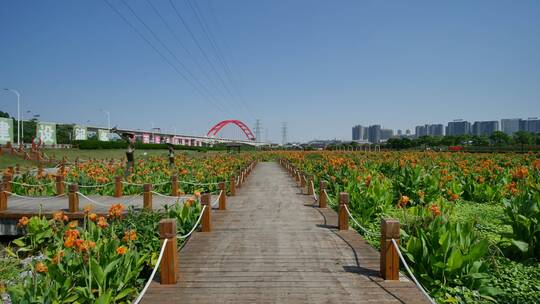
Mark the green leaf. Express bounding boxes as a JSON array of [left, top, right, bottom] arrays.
[[510, 239, 529, 253], [94, 291, 112, 304], [12, 238, 26, 247], [479, 286, 505, 297], [91, 258, 105, 287]]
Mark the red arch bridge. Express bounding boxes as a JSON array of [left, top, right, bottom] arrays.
[[204, 120, 268, 146]]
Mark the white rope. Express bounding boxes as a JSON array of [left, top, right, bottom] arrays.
[[121, 180, 169, 187], [150, 191, 182, 199], [178, 180, 220, 186], [323, 189, 336, 206], [5, 192, 65, 200], [132, 238, 169, 304], [391, 239, 436, 304], [76, 192, 113, 207], [311, 182, 318, 202], [64, 181, 114, 188], [344, 205, 378, 237], [236, 176, 240, 187], [124, 193, 144, 204], [10, 180, 56, 187], [211, 191, 222, 208], [178, 205, 206, 239]]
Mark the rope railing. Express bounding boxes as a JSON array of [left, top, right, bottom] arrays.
[[121, 180, 170, 187], [64, 181, 114, 188], [132, 238, 169, 304], [343, 205, 378, 237], [178, 180, 220, 186], [76, 192, 114, 207], [9, 180, 56, 187], [211, 191, 222, 208], [323, 189, 336, 206], [5, 192, 65, 200], [391, 239, 436, 304], [310, 182, 318, 202], [178, 205, 207, 239]]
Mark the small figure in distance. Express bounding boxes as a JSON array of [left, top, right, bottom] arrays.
[[111, 127, 136, 179], [167, 143, 175, 168]]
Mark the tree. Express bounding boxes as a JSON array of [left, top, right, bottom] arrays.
[[513, 131, 533, 152], [490, 131, 510, 146], [0, 111, 10, 118]]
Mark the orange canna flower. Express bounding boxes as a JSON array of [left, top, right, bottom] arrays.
[[512, 167, 528, 179], [398, 195, 410, 208], [35, 262, 48, 273], [64, 237, 75, 248], [97, 216, 108, 229], [418, 190, 425, 200], [17, 216, 29, 227], [116, 246, 128, 255], [88, 213, 98, 222], [123, 230, 137, 242], [429, 204, 442, 216], [83, 205, 93, 214], [51, 251, 64, 265], [365, 175, 372, 187], [108, 204, 125, 219], [68, 221, 78, 229]]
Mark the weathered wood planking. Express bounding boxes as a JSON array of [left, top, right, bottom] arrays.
[[142, 162, 429, 303]]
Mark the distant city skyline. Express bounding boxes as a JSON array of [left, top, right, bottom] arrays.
[[353, 117, 540, 144]]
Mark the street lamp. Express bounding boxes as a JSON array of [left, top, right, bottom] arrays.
[[100, 109, 111, 140], [3, 88, 20, 147]]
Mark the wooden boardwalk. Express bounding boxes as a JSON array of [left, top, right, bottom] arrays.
[[142, 162, 428, 303]]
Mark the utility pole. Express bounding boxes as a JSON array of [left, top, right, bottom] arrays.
[[254, 119, 262, 142], [281, 122, 287, 146]]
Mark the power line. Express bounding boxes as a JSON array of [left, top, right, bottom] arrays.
[[143, 0, 235, 108], [119, 0, 232, 116], [168, 0, 250, 120], [186, 0, 254, 119], [103, 0, 231, 116]]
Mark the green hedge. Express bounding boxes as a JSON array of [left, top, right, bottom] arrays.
[[73, 140, 256, 151]]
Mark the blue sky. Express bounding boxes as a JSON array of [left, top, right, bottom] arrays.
[[1, 0, 539, 142]]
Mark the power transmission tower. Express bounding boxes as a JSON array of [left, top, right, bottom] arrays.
[[254, 119, 262, 142], [281, 122, 287, 146]]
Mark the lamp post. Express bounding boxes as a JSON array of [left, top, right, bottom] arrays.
[[3, 88, 20, 147], [100, 109, 111, 140]]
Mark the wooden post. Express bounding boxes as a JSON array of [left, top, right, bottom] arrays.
[[3, 174, 12, 193], [218, 182, 226, 210], [338, 192, 349, 230], [300, 173, 306, 188], [0, 183, 7, 211], [237, 172, 242, 188], [68, 184, 79, 212], [159, 219, 178, 284], [37, 164, 44, 176], [143, 183, 152, 210], [319, 181, 327, 208], [201, 193, 211, 232], [308, 177, 314, 195], [55, 175, 64, 196], [114, 176, 123, 197], [380, 218, 400, 280], [171, 174, 179, 196], [230, 176, 236, 196]]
